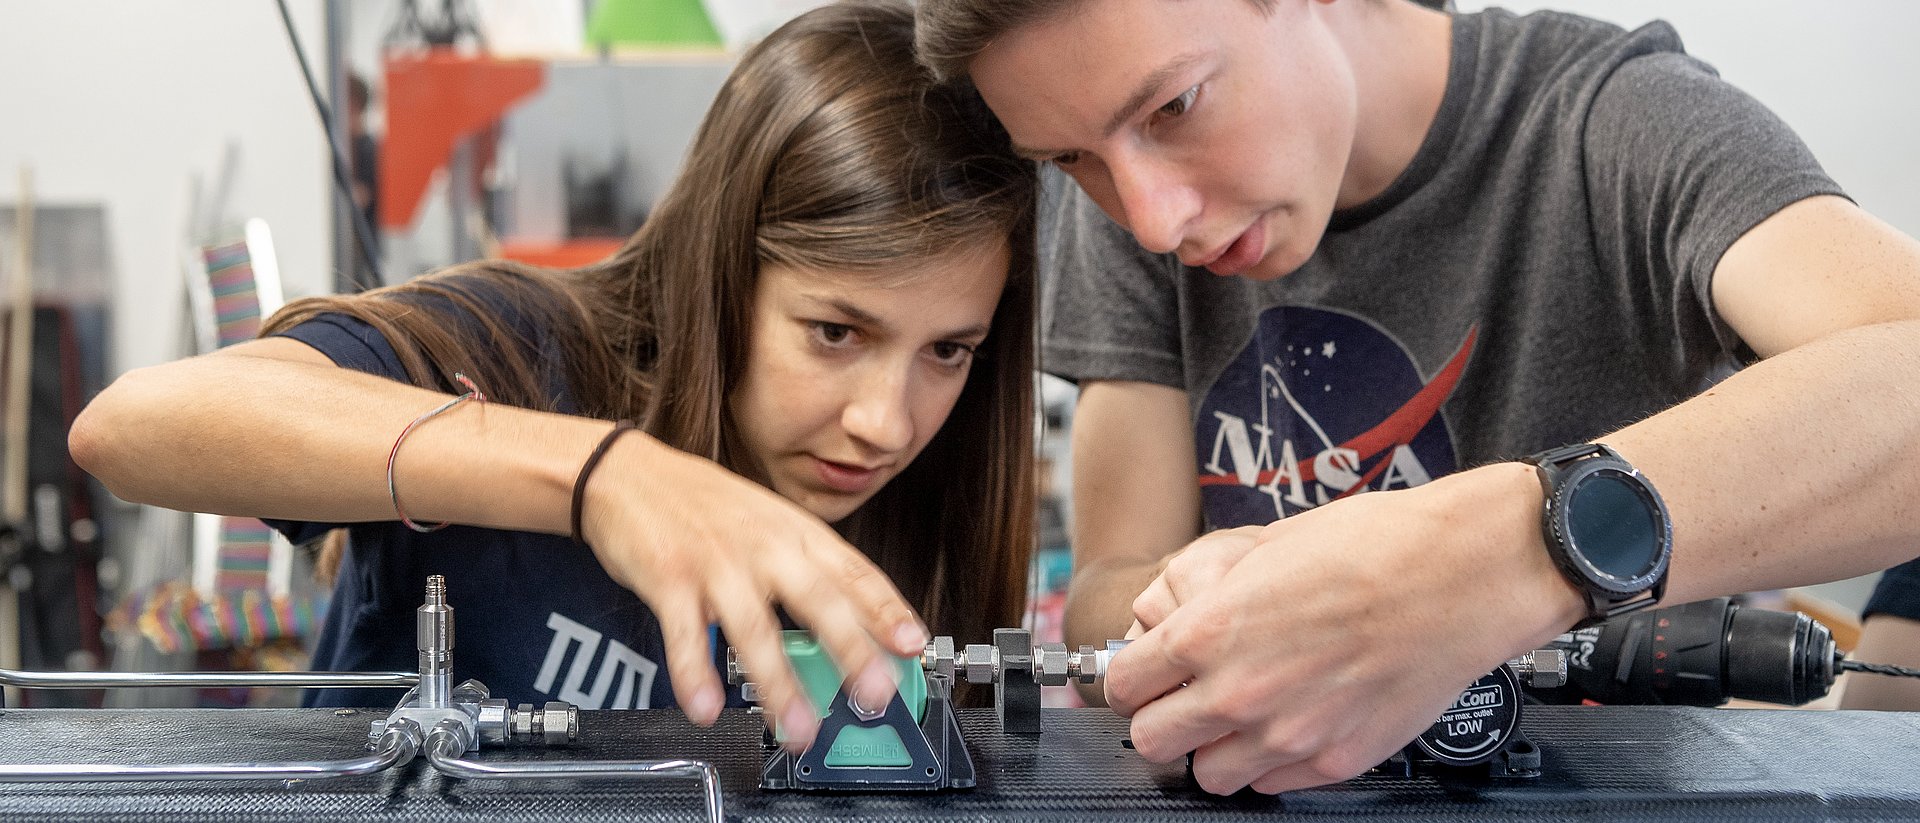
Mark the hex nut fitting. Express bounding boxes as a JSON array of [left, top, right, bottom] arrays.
[[1035, 642, 1070, 686], [477, 698, 511, 744], [542, 701, 576, 744], [963, 643, 997, 684], [1073, 645, 1100, 683], [1518, 649, 1569, 688], [924, 636, 957, 680]]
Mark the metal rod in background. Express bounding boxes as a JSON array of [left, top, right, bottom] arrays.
[[1, 166, 37, 710], [0, 723, 419, 783], [424, 724, 725, 823], [324, 0, 361, 293], [273, 0, 383, 291], [0, 667, 417, 689]]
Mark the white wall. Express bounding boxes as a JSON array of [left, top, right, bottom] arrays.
[[1452, 0, 1920, 237], [0, 1, 332, 375]]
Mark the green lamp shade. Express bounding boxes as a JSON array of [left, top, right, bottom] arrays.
[[586, 0, 723, 48]]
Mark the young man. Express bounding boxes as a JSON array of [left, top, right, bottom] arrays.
[[917, 0, 1920, 796]]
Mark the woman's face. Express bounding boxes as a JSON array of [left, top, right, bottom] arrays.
[[730, 240, 1010, 523]]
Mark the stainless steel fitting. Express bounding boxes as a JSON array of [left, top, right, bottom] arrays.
[[725, 648, 746, 686], [1506, 649, 1569, 689], [1034, 643, 1071, 687], [921, 636, 956, 680], [962, 643, 998, 684], [730, 631, 1130, 691], [416, 575, 455, 708], [482, 701, 578, 746]]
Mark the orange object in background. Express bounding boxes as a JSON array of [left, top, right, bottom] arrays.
[[497, 238, 627, 269], [380, 52, 545, 230]]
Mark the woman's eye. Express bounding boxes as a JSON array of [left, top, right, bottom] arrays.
[[810, 322, 857, 347], [1157, 85, 1199, 119], [931, 341, 976, 366], [1049, 150, 1083, 167]]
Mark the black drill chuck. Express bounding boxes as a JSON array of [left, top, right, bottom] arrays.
[[1541, 597, 1837, 707]]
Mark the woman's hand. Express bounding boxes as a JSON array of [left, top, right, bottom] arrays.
[[577, 429, 927, 753]]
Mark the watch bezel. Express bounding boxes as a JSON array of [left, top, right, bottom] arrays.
[[1544, 458, 1672, 598]]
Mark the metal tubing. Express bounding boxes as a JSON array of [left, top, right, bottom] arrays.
[[0, 724, 419, 782], [0, 668, 418, 689], [424, 726, 724, 823]]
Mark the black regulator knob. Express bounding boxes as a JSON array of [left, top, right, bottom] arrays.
[[1412, 664, 1522, 766]]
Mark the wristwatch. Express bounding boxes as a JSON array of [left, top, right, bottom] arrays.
[[1521, 443, 1672, 628]]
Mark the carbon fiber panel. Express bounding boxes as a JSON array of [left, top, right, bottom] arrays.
[[0, 706, 1914, 820]]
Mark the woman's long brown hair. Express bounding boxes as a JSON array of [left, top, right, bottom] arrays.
[[263, 0, 1036, 659]]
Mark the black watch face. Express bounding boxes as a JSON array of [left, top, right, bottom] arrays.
[[1564, 467, 1667, 587]]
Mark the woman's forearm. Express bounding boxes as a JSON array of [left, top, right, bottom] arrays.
[[70, 338, 622, 533]]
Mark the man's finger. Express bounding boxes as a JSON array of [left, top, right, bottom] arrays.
[[1102, 620, 1198, 717], [1121, 669, 1243, 762], [1132, 573, 1177, 629], [1186, 720, 1327, 796]]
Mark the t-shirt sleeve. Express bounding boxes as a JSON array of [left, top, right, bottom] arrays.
[[1583, 49, 1847, 365], [273, 312, 409, 383], [1038, 167, 1186, 388], [1864, 557, 1920, 622]]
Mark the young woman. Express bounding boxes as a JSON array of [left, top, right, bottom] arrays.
[[69, 0, 1034, 755]]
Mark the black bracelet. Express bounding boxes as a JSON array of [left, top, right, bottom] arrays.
[[571, 421, 638, 546]]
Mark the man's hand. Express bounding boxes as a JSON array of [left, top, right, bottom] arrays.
[[1130, 525, 1264, 632], [1104, 463, 1586, 795]]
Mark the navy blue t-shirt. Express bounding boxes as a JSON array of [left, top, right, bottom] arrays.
[[266, 286, 732, 710], [1865, 557, 1920, 623]]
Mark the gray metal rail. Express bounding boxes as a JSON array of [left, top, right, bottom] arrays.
[[0, 723, 420, 782], [0, 668, 419, 689], [424, 722, 725, 823]]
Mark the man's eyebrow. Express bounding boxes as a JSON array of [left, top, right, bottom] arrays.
[[1102, 51, 1208, 137], [1009, 51, 1208, 160], [1011, 142, 1057, 161]]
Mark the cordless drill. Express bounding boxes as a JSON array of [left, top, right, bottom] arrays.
[[1536, 596, 1875, 707]]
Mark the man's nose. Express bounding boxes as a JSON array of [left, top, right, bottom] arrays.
[[1106, 151, 1199, 256]]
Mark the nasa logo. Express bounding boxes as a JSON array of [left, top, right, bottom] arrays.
[[1196, 306, 1473, 525]]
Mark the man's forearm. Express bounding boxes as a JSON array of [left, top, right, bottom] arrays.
[[1608, 319, 1920, 602]]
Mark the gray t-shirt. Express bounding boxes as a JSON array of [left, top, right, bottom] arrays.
[[1040, 9, 1843, 530]]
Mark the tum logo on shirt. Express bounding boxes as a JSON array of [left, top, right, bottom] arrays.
[[1197, 306, 1472, 526], [534, 612, 659, 710]]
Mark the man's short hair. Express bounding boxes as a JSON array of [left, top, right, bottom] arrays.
[[915, 0, 1450, 84]]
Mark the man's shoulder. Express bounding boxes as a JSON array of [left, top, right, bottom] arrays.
[[1473, 7, 1683, 61], [1469, 7, 1691, 99]]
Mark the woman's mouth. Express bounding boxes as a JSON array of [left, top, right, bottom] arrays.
[[810, 456, 884, 494]]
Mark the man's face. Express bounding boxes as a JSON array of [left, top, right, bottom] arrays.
[[971, 0, 1357, 280]]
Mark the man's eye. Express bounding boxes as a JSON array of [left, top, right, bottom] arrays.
[[1158, 85, 1199, 118]]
